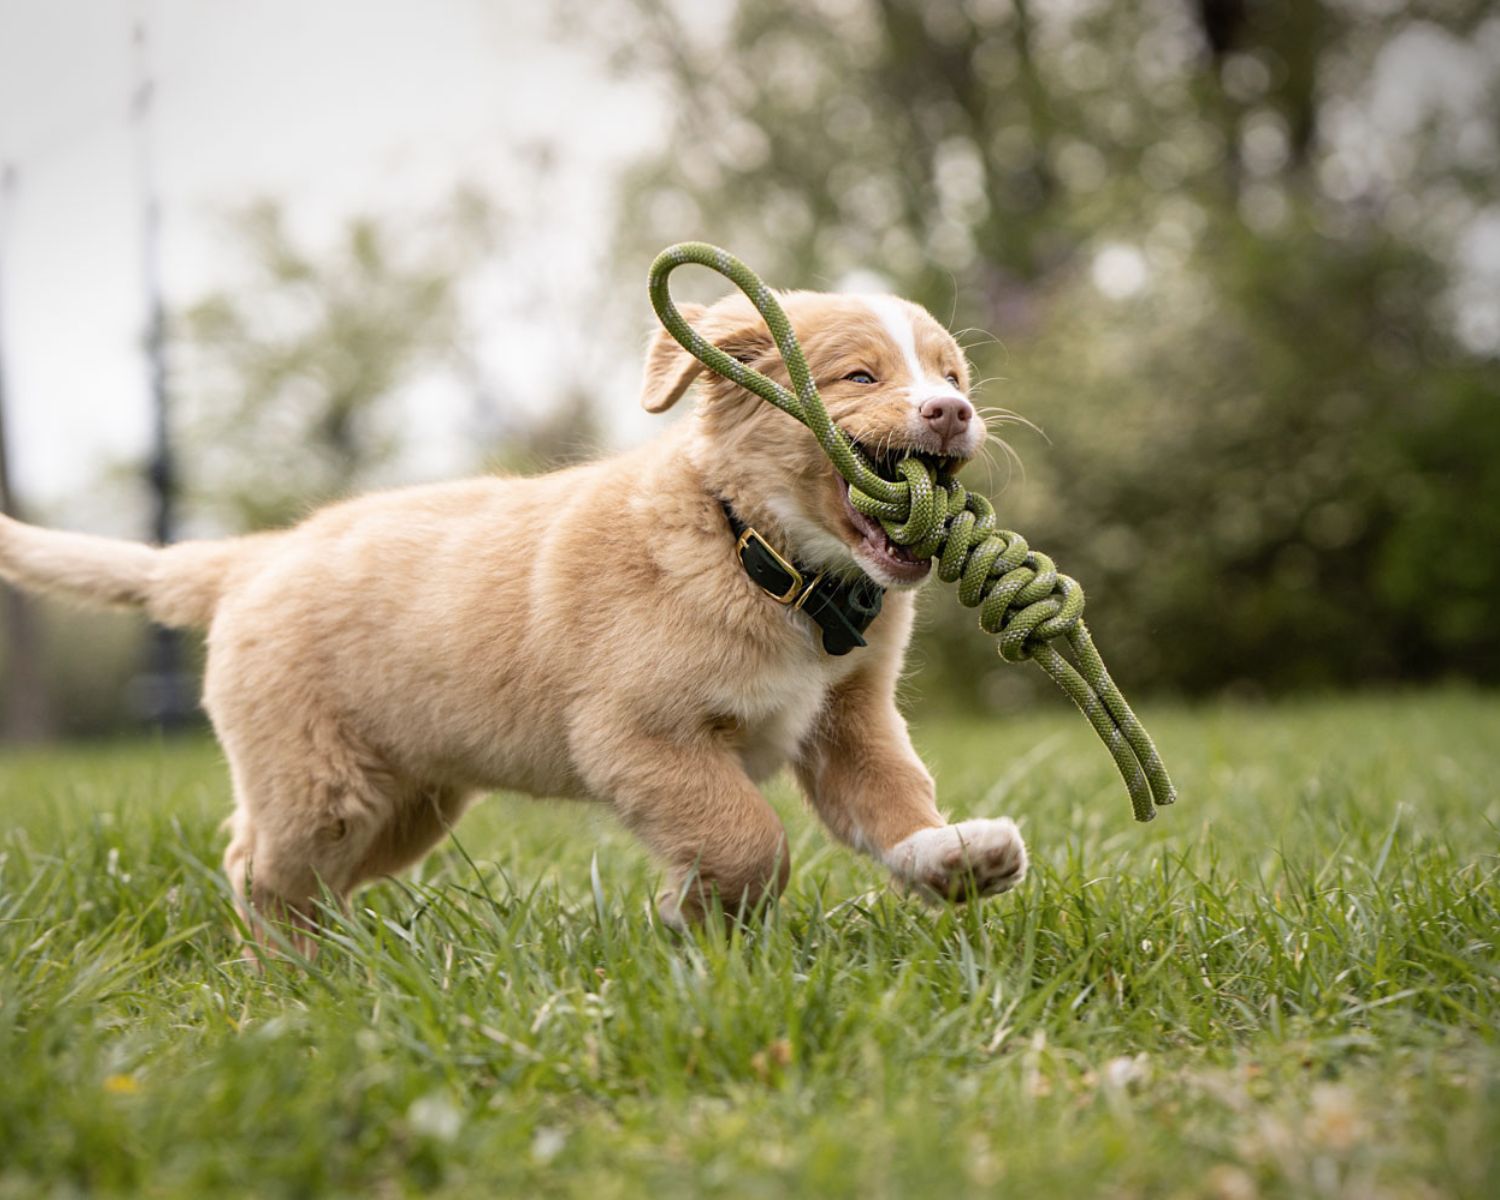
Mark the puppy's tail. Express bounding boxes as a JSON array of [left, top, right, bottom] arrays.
[[0, 513, 263, 629]]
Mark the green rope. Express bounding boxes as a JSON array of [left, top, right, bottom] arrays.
[[648, 241, 1177, 822]]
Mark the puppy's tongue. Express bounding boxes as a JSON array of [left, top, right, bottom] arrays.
[[844, 499, 882, 542], [842, 483, 932, 582], [848, 505, 920, 561]]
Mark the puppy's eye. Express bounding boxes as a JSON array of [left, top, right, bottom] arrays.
[[844, 371, 877, 385], [945, 372, 961, 388]]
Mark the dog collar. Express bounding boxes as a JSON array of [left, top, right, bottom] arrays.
[[720, 501, 884, 656]]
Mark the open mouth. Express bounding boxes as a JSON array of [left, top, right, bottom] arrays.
[[839, 437, 962, 585]]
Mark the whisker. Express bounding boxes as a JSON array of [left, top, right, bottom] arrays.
[[974, 442, 1000, 497], [974, 406, 1049, 443], [984, 433, 1027, 488], [953, 327, 1006, 354], [974, 443, 1008, 495]]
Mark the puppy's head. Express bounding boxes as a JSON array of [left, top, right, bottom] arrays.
[[641, 290, 984, 588]]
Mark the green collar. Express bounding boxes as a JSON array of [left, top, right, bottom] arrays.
[[720, 501, 884, 656]]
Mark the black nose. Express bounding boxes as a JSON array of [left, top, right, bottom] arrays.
[[919, 396, 973, 443]]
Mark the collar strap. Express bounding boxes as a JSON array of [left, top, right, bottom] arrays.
[[721, 502, 884, 656]]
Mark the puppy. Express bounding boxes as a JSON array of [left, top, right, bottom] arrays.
[[0, 289, 1027, 940]]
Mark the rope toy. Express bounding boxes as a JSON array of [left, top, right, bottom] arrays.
[[648, 241, 1176, 822]]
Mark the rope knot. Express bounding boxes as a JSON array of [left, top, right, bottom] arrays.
[[857, 464, 1087, 662]]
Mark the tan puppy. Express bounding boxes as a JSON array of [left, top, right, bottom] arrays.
[[0, 289, 1027, 939]]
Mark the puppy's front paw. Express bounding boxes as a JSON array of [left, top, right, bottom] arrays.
[[885, 818, 1028, 902]]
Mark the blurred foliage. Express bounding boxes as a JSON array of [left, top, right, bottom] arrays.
[[175, 186, 610, 533], [0, 596, 156, 737], [176, 193, 500, 530], [590, 0, 1500, 701], [483, 385, 608, 477]]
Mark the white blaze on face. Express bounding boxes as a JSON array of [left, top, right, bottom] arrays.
[[859, 294, 964, 409]]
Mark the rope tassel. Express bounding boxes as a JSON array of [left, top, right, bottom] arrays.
[[649, 242, 1176, 822]]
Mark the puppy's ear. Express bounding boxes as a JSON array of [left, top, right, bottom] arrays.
[[640, 302, 709, 413], [639, 301, 774, 414]]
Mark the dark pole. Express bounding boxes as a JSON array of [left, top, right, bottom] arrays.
[[0, 163, 54, 741], [132, 17, 191, 729]]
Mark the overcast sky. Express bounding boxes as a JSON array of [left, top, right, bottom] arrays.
[[0, 0, 664, 521]]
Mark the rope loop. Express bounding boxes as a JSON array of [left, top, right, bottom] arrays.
[[648, 242, 1177, 822]]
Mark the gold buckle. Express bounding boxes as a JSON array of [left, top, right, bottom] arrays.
[[793, 572, 824, 610], [736, 527, 804, 604]]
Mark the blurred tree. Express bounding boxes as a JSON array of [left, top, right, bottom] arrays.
[[176, 192, 500, 530], [177, 179, 612, 534], [0, 159, 54, 741], [587, 0, 1500, 701], [483, 384, 607, 476], [0, 366, 52, 743], [0, 161, 53, 741]]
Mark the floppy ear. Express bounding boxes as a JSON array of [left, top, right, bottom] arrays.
[[640, 302, 709, 413], [638, 300, 774, 413]]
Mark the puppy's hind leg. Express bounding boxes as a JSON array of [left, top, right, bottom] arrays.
[[574, 715, 791, 929], [217, 733, 408, 958]]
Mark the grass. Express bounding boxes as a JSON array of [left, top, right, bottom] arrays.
[[1, 689, 1497, 1198]]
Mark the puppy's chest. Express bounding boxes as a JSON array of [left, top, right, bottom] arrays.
[[712, 644, 862, 780]]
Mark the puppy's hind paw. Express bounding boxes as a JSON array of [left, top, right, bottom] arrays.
[[885, 818, 1028, 903]]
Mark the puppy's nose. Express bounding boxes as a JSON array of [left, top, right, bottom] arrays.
[[919, 396, 973, 443]]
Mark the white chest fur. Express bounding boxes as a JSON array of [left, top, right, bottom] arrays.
[[715, 627, 864, 781]]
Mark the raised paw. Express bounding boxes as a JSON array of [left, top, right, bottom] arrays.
[[884, 818, 1028, 902]]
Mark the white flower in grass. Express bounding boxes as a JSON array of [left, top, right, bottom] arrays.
[[408, 1092, 463, 1143], [1103, 1053, 1150, 1090], [531, 1126, 566, 1164], [106, 847, 131, 883]]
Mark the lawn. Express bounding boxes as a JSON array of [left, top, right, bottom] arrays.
[[1, 690, 1496, 1198]]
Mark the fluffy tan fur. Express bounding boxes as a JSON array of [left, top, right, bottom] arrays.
[[0, 289, 1027, 943]]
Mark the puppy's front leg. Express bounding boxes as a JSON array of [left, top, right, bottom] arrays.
[[794, 670, 1027, 901], [574, 715, 791, 928]]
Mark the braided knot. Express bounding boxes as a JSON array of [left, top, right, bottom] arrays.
[[848, 460, 1085, 662]]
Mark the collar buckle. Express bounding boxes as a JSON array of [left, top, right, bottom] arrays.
[[735, 526, 805, 604], [793, 571, 826, 610], [723, 501, 884, 655]]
